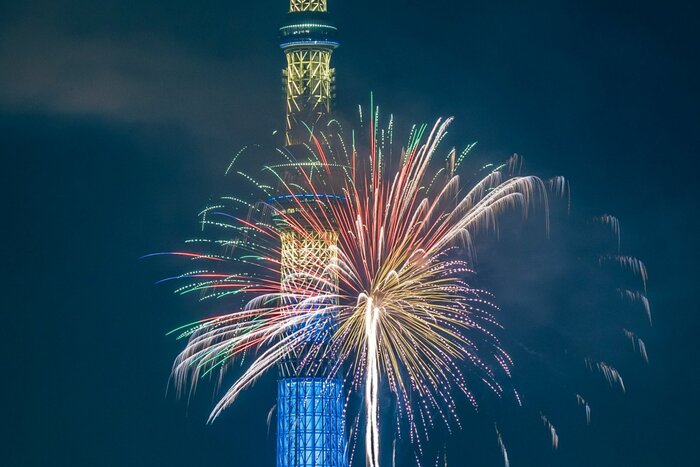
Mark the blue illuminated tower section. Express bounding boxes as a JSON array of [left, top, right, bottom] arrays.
[[276, 2, 348, 467]]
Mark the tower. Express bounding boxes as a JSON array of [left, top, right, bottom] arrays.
[[280, 0, 338, 146], [275, 2, 348, 467]]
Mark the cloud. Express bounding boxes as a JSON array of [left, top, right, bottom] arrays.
[[0, 15, 281, 152]]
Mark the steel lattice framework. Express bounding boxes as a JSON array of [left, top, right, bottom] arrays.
[[283, 49, 335, 146], [280, 229, 339, 345], [280, 230, 338, 283], [290, 0, 327, 13], [280, 0, 338, 146], [277, 378, 347, 467]]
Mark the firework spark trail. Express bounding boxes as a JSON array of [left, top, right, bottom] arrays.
[[576, 394, 592, 425], [600, 255, 649, 292], [495, 424, 510, 467], [586, 359, 626, 393], [624, 329, 649, 363], [594, 214, 621, 251], [540, 414, 559, 449], [267, 404, 276, 437], [619, 289, 653, 325], [364, 296, 381, 467]]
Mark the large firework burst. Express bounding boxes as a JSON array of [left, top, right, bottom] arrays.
[[148, 107, 649, 466]]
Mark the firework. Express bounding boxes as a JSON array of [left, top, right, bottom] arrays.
[[150, 106, 650, 466]]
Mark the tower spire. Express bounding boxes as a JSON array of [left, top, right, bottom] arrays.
[[289, 0, 327, 12], [281, 0, 338, 146]]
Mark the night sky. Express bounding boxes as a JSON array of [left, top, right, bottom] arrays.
[[1, 1, 698, 466]]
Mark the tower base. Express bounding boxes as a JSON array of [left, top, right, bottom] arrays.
[[277, 377, 348, 467]]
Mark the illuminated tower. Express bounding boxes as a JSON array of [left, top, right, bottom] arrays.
[[280, 0, 338, 146], [275, 2, 348, 467]]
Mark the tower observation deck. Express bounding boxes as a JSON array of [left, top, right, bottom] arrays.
[[275, 2, 348, 467]]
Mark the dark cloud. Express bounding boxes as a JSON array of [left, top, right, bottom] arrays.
[[0, 5, 282, 158]]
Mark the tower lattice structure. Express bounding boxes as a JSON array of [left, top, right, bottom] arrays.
[[275, 2, 347, 467], [280, 0, 338, 146]]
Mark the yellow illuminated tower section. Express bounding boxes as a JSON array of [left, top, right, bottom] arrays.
[[280, 0, 338, 146]]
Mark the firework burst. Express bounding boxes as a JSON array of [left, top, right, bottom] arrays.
[[149, 106, 650, 466]]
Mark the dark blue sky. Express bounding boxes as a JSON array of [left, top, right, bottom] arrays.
[[1, 1, 697, 466]]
